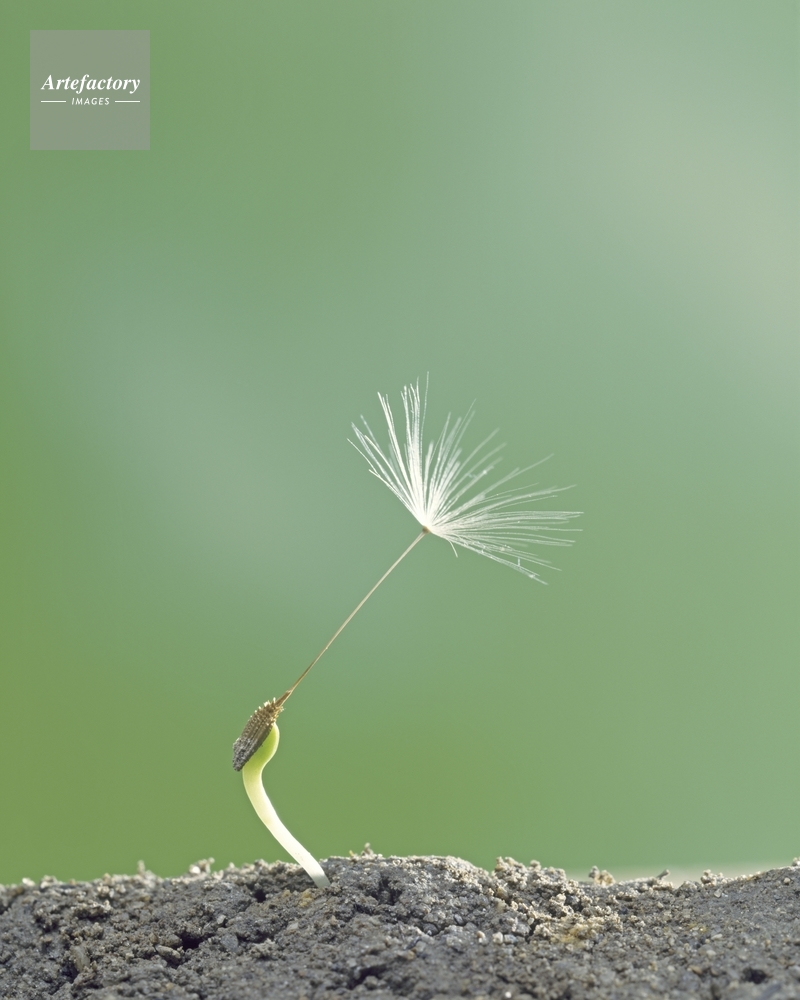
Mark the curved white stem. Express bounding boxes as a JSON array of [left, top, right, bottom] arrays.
[[241, 724, 330, 888]]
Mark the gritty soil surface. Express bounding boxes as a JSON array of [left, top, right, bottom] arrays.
[[2, 851, 799, 1000]]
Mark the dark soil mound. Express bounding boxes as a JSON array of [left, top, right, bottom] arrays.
[[2, 851, 799, 999]]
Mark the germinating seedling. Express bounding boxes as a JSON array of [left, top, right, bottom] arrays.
[[233, 380, 581, 888]]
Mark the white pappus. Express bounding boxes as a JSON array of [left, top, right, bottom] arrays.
[[350, 379, 581, 582]]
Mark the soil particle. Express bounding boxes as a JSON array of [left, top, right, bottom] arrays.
[[1, 852, 799, 999]]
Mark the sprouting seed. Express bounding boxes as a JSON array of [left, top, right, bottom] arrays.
[[234, 379, 581, 888], [238, 716, 329, 889]]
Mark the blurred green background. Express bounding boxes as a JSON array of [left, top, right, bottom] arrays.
[[1, 1, 797, 887]]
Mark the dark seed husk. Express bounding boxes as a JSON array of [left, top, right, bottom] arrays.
[[232, 697, 285, 771]]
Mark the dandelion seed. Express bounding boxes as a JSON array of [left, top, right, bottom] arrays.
[[350, 379, 581, 583], [233, 379, 580, 887]]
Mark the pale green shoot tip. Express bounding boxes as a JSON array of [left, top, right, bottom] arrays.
[[240, 725, 330, 889]]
